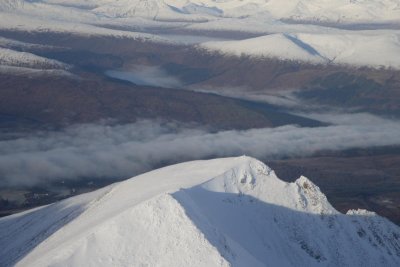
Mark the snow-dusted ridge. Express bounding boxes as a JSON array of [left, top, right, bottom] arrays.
[[0, 47, 69, 70], [1, 156, 399, 266], [1, 1, 400, 69], [0, 37, 57, 51], [3, 0, 399, 22], [0, 37, 73, 74], [200, 32, 400, 69]]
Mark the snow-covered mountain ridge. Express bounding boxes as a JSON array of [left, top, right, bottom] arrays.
[[1, 156, 399, 266], [1, 0, 400, 70], [0, 47, 69, 70], [200, 32, 400, 69], [3, 0, 399, 22]]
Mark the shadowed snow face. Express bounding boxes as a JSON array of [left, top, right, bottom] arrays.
[[1, 113, 400, 187]]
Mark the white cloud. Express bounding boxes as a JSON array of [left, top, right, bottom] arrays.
[[1, 114, 400, 186], [105, 65, 182, 88]]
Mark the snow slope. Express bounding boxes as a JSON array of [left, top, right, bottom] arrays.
[[0, 47, 69, 69], [1, 156, 399, 266], [201, 32, 400, 69], [0, 37, 73, 74]]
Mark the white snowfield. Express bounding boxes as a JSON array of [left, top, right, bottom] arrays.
[[1, 1, 400, 69], [1, 156, 399, 267]]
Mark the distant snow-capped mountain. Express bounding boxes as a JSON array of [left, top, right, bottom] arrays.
[[93, 0, 400, 22], [1, 157, 399, 266], [1, 1, 399, 69], [265, 0, 400, 23], [75, 0, 400, 22], [3, 0, 400, 22]]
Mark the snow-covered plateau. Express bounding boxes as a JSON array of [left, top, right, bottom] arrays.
[[1, 156, 399, 266]]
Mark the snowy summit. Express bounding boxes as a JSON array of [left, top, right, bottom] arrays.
[[1, 156, 399, 266]]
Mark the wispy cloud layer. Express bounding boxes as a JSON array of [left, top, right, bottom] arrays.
[[1, 113, 400, 186]]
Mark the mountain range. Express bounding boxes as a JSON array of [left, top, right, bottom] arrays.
[[3, 0, 400, 22], [1, 0, 400, 70], [1, 2, 400, 266]]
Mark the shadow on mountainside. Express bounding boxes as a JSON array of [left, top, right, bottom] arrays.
[[0, 186, 399, 266], [0, 196, 91, 266], [173, 188, 400, 266]]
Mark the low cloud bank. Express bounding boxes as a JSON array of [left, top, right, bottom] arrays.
[[1, 114, 400, 186], [105, 65, 182, 88]]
